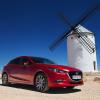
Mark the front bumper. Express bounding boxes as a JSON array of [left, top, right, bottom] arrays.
[[47, 71, 83, 88]]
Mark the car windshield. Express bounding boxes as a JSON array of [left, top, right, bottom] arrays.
[[31, 57, 55, 64]]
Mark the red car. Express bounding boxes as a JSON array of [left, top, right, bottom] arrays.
[[2, 56, 83, 92]]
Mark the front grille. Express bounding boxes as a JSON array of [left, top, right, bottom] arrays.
[[68, 71, 83, 81]]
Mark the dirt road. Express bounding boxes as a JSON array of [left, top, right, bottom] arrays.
[[0, 75, 100, 100]]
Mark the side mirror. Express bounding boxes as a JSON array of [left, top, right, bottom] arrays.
[[23, 62, 31, 66]]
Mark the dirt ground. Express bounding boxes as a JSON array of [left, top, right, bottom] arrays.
[[0, 72, 100, 100]]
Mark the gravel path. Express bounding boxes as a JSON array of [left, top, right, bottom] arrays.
[[0, 77, 100, 100]]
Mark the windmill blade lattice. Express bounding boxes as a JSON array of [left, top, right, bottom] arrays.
[[77, 28, 95, 48], [75, 31, 95, 54]]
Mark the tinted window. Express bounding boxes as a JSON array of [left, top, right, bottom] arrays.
[[9, 58, 21, 65], [31, 57, 55, 64], [20, 58, 31, 66]]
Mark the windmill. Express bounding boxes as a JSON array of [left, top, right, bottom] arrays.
[[49, 2, 100, 72]]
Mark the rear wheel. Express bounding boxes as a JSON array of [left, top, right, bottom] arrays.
[[2, 73, 10, 86], [34, 73, 49, 92]]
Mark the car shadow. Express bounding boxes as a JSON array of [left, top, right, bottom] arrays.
[[0, 84, 35, 91], [0, 83, 81, 94], [47, 88, 81, 94]]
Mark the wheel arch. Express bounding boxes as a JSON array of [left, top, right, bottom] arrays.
[[33, 70, 48, 85], [2, 72, 8, 77], [2, 71, 10, 80]]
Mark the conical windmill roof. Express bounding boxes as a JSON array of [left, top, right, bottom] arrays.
[[76, 25, 94, 35]]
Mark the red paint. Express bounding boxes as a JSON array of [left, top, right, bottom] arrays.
[[2, 56, 83, 88]]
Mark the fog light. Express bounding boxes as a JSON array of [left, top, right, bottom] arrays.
[[55, 79, 63, 83]]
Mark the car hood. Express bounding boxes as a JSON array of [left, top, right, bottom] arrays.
[[36, 63, 81, 72]]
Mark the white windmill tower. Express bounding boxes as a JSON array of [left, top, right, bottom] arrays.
[[67, 25, 98, 72], [49, 3, 100, 72]]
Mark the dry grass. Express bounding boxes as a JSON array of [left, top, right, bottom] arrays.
[[83, 72, 100, 76], [94, 77, 100, 83], [83, 72, 100, 83]]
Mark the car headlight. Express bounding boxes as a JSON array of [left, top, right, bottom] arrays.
[[48, 68, 66, 74]]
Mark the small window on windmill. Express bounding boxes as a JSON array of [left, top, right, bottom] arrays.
[[93, 61, 96, 70], [71, 37, 73, 39]]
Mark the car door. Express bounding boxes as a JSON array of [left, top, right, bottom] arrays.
[[16, 57, 34, 84], [8, 57, 22, 83]]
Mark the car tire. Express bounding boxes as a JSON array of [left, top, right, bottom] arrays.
[[2, 73, 10, 86], [34, 73, 49, 92]]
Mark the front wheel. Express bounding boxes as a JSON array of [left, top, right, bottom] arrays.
[[2, 73, 10, 86], [34, 73, 49, 92]]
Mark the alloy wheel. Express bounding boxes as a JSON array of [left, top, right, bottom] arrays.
[[2, 73, 9, 85], [35, 73, 49, 92]]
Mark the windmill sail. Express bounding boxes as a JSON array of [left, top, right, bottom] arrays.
[[75, 33, 95, 54], [49, 2, 100, 53], [74, 27, 95, 54]]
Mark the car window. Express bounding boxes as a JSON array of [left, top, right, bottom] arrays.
[[31, 57, 55, 64], [8, 58, 21, 65], [20, 58, 31, 66]]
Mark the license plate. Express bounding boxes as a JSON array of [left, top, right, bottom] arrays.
[[72, 75, 81, 79]]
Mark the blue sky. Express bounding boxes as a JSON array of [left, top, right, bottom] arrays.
[[0, 0, 100, 71]]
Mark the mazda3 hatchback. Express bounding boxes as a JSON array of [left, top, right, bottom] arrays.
[[2, 56, 83, 92]]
